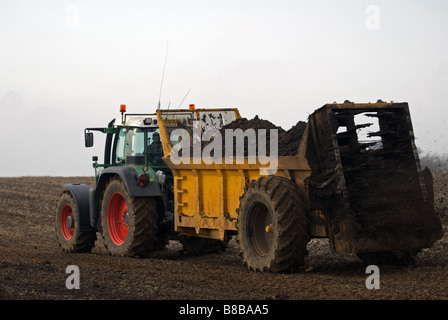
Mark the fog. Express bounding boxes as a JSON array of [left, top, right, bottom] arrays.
[[1, 0, 447, 176]]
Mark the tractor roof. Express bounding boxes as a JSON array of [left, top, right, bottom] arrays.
[[116, 114, 159, 128]]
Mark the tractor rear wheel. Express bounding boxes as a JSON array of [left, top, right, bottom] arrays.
[[237, 176, 310, 272], [55, 191, 97, 253], [100, 178, 158, 257]]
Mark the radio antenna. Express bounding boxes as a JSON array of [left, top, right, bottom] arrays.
[[157, 41, 169, 110], [177, 88, 191, 109]]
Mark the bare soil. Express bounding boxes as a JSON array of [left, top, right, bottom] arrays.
[[0, 174, 447, 301]]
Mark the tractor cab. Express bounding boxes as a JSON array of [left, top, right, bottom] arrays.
[[84, 105, 170, 186], [112, 115, 162, 167]]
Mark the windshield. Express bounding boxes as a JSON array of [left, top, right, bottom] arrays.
[[126, 128, 145, 156], [113, 127, 163, 166]]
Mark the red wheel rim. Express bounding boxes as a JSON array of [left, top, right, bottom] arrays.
[[60, 204, 74, 240], [107, 192, 129, 245]]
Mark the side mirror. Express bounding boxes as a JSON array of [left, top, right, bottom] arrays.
[[85, 132, 94, 148]]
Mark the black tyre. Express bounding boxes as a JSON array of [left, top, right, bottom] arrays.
[[100, 178, 158, 257], [237, 176, 310, 272], [55, 191, 96, 253]]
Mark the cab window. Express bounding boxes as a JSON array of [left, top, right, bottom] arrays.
[[147, 128, 164, 166], [114, 128, 126, 164]]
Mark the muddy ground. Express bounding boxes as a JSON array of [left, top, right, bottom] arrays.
[[0, 173, 447, 302]]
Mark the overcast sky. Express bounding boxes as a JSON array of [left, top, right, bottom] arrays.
[[0, 0, 447, 176]]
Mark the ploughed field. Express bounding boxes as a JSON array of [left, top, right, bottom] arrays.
[[0, 173, 447, 300]]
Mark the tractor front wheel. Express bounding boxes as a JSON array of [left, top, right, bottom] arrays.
[[55, 191, 96, 253]]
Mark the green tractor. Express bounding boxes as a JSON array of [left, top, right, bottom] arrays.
[[55, 105, 174, 256], [55, 105, 228, 256]]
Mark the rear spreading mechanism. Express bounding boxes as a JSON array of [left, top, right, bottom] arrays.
[[305, 101, 442, 257]]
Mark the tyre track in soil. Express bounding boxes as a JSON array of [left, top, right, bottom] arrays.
[[0, 175, 447, 300]]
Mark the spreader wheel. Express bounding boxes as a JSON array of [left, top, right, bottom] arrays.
[[237, 176, 310, 272]]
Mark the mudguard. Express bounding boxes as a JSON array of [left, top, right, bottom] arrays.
[[95, 166, 163, 198], [89, 166, 164, 231], [62, 183, 97, 232]]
